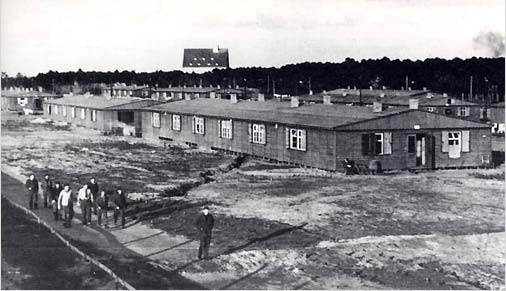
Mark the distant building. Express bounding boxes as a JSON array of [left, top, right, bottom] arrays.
[[1, 88, 61, 113], [44, 94, 157, 136], [102, 84, 150, 98], [140, 98, 493, 171], [182, 47, 229, 73], [151, 85, 260, 102]]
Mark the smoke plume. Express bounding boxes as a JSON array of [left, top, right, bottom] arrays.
[[473, 31, 505, 57]]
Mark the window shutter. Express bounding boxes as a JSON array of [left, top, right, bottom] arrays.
[[248, 123, 253, 143], [285, 128, 290, 148], [384, 132, 392, 155], [442, 131, 449, 152], [218, 120, 222, 137], [192, 116, 196, 133], [461, 130, 470, 152], [229, 120, 233, 139], [202, 118, 205, 135], [361, 134, 370, 155], [301, 130, 307, 151]]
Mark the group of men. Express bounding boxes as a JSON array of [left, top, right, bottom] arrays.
[[25, 173, 216, 260], [25, 174, 128, 229]]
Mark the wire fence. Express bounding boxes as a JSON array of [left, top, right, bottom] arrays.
[[4, 198, 135, 290]]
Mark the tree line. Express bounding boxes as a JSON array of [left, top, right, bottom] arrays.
[[2, 57, 504, 102]]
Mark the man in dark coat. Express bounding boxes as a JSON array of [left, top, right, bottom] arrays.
[[195, 206, 214, 260], [25, 174, 39, 209], [87, 177, 99, 215], [113, 188, 127, 228], [42, 174, 53, 208], [96, 190, 108, 227], [50, 181, 62, 220]]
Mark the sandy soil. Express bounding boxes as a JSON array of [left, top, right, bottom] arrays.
[[2, 112, 505, 290]]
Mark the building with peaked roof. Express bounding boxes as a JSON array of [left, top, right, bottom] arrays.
[[1, 89, 61, 113], [182, 47, 229, 73], [101, 84, 151, 98], [44, 95, 157, 136], [297, 88, 497, 125], [151, 85, 261, 102], [140, 98, 492, 171]]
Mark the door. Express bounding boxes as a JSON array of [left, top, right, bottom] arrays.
[[34, 99, 43, 110], [407, 133, 434, 169]]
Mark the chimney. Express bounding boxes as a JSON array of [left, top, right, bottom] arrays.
[[409, 99, 419, 109], [347, 86, 351, 90], [408, 87, 412, 91], [309, 90, 313, 95], [290, 96, 299, 108], [257, 93, 265, 102], [353, 86, 357, 90], [230, 93, 238, 104], [210, 84, 213, 88], [443, 93, 448, 97], [323, 95, 331, 105], [422, 87, 427, 91], [210, 92, 216, 99], [380, 93, 385, 98], [235, 85, 239, 89], [168, 84, 172, 88], [217, 84, 221, 89], [38, 86, 43, 92], [369, 86, 373, 90], [382, 86, 386, 90], [373, 102, 383, 112]]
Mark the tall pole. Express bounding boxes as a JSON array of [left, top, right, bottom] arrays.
[[266, 75, 270, 94], [308, 77, 312, 95], [405, 75, 409, 91], [469, 75, 473, 101]]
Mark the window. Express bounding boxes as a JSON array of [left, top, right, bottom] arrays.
[[250, 124, 266, 144], [458, 107, 470, 117], [172, 114, 181, 130], [361, 132, 392, 156], [54, 105, 59, 115], [375, 133, 384, 155], [62, 106, 66, 116], [17, 98, 27, 106], [448, 132, 460, 146], [210, 57, 214, 61], [444, 108, 452, 115], [195, 93, 200, 99], [71, 107, 76, 118], [91, 110, 96, 122], [47, 105, 51, 114], [220, 119, 233, 139], [408, 135, 416, 153], [192, 116, 205, 134], [80, 108, 86, 120], [426, 107, 435, 112], [152, 112, 160, 128], [287, 128, 306, 151], [481, 155, 490, 164]]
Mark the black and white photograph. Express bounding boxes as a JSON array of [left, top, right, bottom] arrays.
[[0, 0, 505, 289]]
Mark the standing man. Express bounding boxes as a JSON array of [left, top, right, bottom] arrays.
[[87, 177, 99, 215], [96, 190, 108, 227], [195, 206, 214, 260], [58, 184, 73, 228], [77, 184, 92, 226], [113, 188, 127, 229], [25, 174, 39, 210], [50, 181, 62, 220], [42, 174, 53, 208]]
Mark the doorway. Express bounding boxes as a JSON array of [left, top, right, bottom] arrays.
[[407, 133, 434, 168]]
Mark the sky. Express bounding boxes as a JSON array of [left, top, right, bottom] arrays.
[[1, 0, 504, 76]]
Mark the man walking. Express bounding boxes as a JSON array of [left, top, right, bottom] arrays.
[[77, 184, 92, 226], [50, 181, 62, 220], [87, 177, 99, 215], [58, 184, 73, 228], [25, 174, 39, 210], [113, 188, 127, 228], [96, 190, 108, 227], [195, 206, 214, 260], [42, 174, 53, 208]]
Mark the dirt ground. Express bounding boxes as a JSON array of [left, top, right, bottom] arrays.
[[1, 198, 119, 290], [2, 112, 505, 290]]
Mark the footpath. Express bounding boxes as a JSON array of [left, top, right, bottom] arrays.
[[1, 171, 204, 290]]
